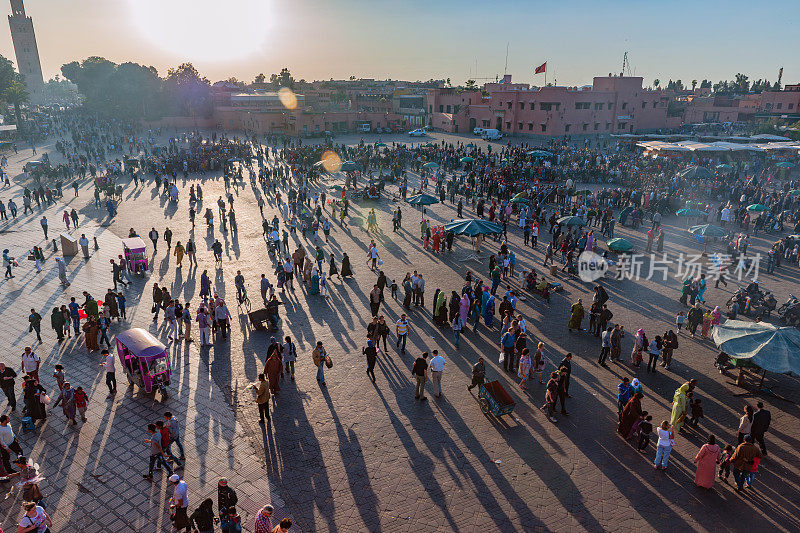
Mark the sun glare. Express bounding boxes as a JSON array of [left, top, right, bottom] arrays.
[[128, 0, 271, 62]]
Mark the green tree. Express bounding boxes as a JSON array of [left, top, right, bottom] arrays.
[[165, 62, 211, 116], [464, 79, 477, 90], [0, 54, 17, 95], [653, 79, 660, 89], [3, 79, 28, 127], [734, 73, 749, 93], [253, 73, 266, 84], [271, 67, 295, 89], [700, 79, 711, 88], [691, 79, 697, 91]]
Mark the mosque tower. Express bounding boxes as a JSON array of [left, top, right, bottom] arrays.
[[8, 0, 44, 104]]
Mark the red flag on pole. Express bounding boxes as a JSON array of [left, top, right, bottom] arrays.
[[534, 62, 546, 74]]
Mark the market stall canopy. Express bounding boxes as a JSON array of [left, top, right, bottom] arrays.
[[713, 320, 800, 376], [407, 193, 439, 206], [460, 156, 474, 163], [606, 238, 633, 252], [511, 196, 530, 204], [423, 162, 440, 169], [526, 150, 553, 157], [444, 218, 504, 236], [375, 142, 387, 147], [341, 161, 359, 171], [716, 163, 733, 170], [776, 161, 796, 168], [746, 204, 768, 212], [689, 224, 728, 238], [556, 215, 586, 227]]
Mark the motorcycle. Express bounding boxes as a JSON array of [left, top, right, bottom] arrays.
[[778, 294, 800, 326]]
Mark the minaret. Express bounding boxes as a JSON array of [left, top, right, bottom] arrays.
[[8, 0, 44, 104]]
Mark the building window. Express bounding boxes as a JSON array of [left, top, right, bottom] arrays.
[[483, 120, 490, 127], [765, 103, 772, 109], [621, 102, 627, 110], [605, 123, 611, 130], [540, 103, 551, 111], [776, 103, 782, 110], [528, 123, 533, 130], [519, 102, 524, 109], [789, 103, 794, 109], [505, 122, 511, 129], [438, 105, 443, 112], [446, 105, 451, 113], [641, 102, 646, 109], [583, 123, 588, 131], [507, 102, 512, 110], [618, 122, 626, 130], [518, 122, 523, 130], [541, 124, 547, 132], [565, 124, 570, 132], [608, 103, 614, 110], [429, 105, 432, 113], [575, 102, 590, 110], [594, 103, 603, 110], [594, 123, 599, 130], [453, 105, 460, 114]]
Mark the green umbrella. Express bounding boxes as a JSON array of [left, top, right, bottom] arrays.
[[444, 218, 504, 236], [526, 150, 553, 158], [341, 161, 359, 171], [423, 162, 440, 169], [606, 238, 633, 252], [511, 196, 530, 205], [678, 165, 713, 180], [422, 143, 436, 148], [460, 156, 474, 163], [713, 320, 800, 376], [375, 142, 387, 147], [689, 224, 728, 238], [407, 193, 439, 206], [716, 163, 733, 170], [746, 204, 768, 212], [676, 208, 706, 217], [776, 162, 796, 168], [512, 192, 527, 200], [556, 215, 586, 227]]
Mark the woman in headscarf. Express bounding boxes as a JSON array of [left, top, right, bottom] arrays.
[[51, 307, 65, 342], [83, 316, 100, 352], [431, 288, 441, 317], [340, 252, 353, 277], [303, 256, 313, 283], [53, 381, 77, 425], [618, 392, 644, 439], [263, 350, 283, 394], [104, 289, 119, 319], [328, 254, 340, 281], [173, 241, 185, 267], [568, 299, 584, 331], [23, 376, 47, 421], [435, 291, 448, 327], [693, 434, 721, 490], [631, 328, 645, 367], [482, 289, 495, 328], [670, 382, 691, 433], [309, 265, 320, 295], [459, 294, 470, 328], [449, 291, 460, 323], [200, 269, 211, 302], [711, 306, 722, 328], [629, 378, 643, 396], [518, 348, 532, 390], [700, 309, 713, 338]]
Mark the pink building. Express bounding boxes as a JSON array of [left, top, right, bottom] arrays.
[[428, 75, 670, 136], [758, 84, 800, 122]]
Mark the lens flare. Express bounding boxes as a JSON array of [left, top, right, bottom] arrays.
[[321, 151, 342, 173], [279, 87, 298, 110]]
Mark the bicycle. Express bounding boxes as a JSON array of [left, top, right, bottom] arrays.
[[237, 287, 251, 313]]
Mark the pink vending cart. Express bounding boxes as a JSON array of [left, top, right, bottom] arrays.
[[116, 328, 171, 398], [122, 237, 148, 274]]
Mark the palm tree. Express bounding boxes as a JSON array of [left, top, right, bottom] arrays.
[[3, 79, 28, 129], [653, 79, 660, 89], [691, 79, 698, 91]]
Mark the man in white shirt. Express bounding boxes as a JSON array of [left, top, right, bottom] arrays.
[[170, 475, 189, 529], [21, 347, 40, 382], [0, 415, 22, 473], [429, 350, 445, 398], [100, 348, 117, 396]]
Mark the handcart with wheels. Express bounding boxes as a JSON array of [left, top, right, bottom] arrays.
[[478, 381, 516, 418]]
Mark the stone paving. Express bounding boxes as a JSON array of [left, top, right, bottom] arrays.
[[0, 131, 799, 532]]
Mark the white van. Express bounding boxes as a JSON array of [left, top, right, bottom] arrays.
[[357, 123, 371, 133], [481, 129, 502, 140], [473, 127, 485, 136]]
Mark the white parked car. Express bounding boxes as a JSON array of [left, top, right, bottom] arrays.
[[473, 127, 485, 136], [409, 129, 426, 137]]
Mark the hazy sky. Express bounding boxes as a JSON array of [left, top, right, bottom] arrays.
[[0, 0, 798, 87]]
